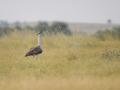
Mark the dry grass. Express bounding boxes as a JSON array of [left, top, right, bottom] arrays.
[[0, 77, 120, 90], [0, 31, 120, 90]]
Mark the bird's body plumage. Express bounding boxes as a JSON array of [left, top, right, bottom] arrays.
[[25, 46, 42, 57], [25, 32, 43, 57]]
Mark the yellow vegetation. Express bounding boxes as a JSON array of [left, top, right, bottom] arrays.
[[0, 31, 120, 90]]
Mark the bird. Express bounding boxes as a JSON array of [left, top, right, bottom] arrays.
[[25, 32, 43, 57]]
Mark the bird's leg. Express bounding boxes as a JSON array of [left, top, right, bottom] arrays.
[[33, 55, 35, 58], [35, 56, 38, 60], [33, 55, 37, 60]]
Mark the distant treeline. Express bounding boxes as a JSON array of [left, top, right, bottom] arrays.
[[0, 21, 71, 36], [0, 20, 120, 40], [95, 27, 120, 40]]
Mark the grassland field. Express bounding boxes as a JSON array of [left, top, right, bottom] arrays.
[[0, 31, 120, 90]]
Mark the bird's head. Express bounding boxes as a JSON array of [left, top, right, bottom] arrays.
[[38, 31, 42, 35]]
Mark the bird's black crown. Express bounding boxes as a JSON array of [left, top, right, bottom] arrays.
[[38, 31, 42, 34]]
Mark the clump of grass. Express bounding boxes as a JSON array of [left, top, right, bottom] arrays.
[[101, 48, 120, 60]]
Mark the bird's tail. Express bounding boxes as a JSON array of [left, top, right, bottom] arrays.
[[25, 53, 29, 57]]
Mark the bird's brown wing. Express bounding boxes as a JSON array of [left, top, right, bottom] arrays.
[[25, 46, 42, 57], [32, 46, 42, 54]]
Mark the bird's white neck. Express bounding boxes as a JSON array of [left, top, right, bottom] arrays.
[[38, 34, 42, 49]]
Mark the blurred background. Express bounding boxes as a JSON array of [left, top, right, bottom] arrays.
[[0, 0, 120, 90], [0, 0, 120, 36]]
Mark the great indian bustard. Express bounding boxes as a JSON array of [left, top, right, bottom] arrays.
[[25, 32, 43, 57]]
